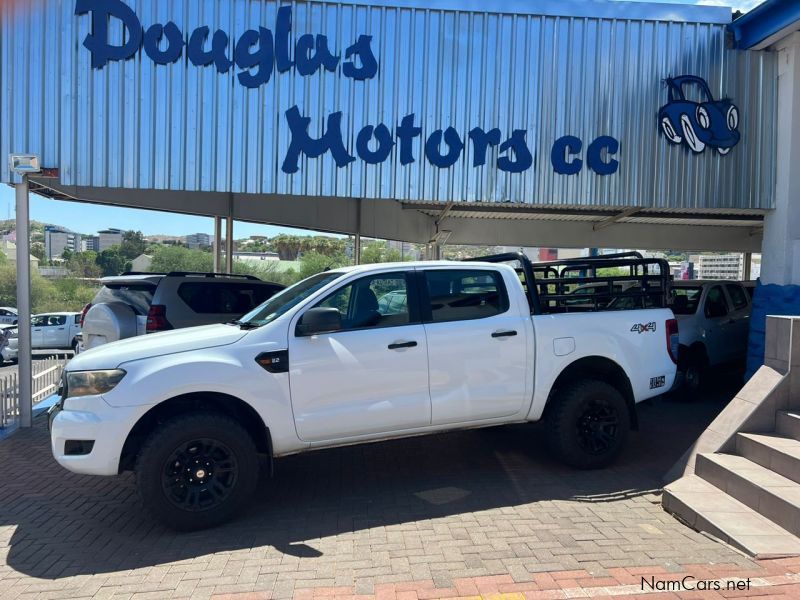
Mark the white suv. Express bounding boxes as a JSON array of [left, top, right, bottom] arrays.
[[80, 272, 284, 351]]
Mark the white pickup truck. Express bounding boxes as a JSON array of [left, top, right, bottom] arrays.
[[49, 255, 677, 529]]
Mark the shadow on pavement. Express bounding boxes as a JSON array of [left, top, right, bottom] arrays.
[[0, 376, 739, 579]]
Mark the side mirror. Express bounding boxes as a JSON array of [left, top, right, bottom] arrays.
[[297, 307, 342, 336]]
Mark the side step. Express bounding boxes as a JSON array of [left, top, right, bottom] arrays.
[[736, 432, 800, 484], [663, 474, 800, 559], [696, 453, 800, 536], [777, 411, 800, 441]]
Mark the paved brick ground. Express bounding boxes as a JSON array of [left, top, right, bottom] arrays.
[[0, 381, 788, 600]]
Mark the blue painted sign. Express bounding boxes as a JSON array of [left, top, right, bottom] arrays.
[[658, 76, 740, 155], [75, 0, 621, 177]]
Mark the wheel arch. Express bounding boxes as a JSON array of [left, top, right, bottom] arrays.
[[119, 391, 272, 473], [679, 341, 708, 368], [544, 355, 637, 429]]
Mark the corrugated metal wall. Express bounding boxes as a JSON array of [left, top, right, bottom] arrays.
[[0, 0, 776, 209]]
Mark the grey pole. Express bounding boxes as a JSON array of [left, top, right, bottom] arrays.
[[744, 252, 752, 280], [225, 217, 234, 274], [354, 198, 362, 265], [213, 216, 222, 273], [15, 175, 32, 428]]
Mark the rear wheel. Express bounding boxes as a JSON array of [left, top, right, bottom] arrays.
[[136, 413, 259, 531], [546, 380, 630, 469], [682, 347, 708, 394]]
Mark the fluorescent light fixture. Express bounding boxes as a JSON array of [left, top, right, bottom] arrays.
[[8, 154, 41, 174]]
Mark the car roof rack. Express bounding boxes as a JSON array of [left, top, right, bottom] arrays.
[[165, 271, 262, 280]]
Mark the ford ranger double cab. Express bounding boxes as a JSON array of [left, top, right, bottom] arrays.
[[49, 254, 678, 530]]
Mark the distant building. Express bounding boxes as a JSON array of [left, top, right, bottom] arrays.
[[44, 226, 81, 259], [98, 228, 125, 251], [0, 241, 39, 269], [186, 233, 212, 249], [38, 266, 70, 278], [387, 240, 421, 260], [233, 251, 279, 263], [2, 230, 16, 243], [82, 236, 100, 252], [131, 254, 153, 272], [694, 253, 745, 280]]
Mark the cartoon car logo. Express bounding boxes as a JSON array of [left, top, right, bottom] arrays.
[[658, 76, 740, 155]]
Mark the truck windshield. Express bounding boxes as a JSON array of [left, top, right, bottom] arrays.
[[236, 272, 345, 327]]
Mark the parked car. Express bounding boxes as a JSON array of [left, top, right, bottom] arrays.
[[50, 256, 678, 530], [0, 313, 81, 363], [0, 307, 18, 325], [0, 325, 16, 364], [671, 280, 752, 390], [80, 272, 284, 351]]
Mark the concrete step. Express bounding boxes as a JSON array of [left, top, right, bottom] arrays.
[[696, 453, 800, 536], [737, 432, 800, 484], [663, 474, 800, 558], [777, 411, 800, 441]]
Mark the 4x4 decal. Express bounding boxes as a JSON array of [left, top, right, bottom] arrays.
[[631, 322, 656, 334]]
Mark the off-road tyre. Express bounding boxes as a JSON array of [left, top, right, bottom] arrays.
[[136, 412, 259, 531], [546, 379, 630, 469]]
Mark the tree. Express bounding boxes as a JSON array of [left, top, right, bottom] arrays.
[[67, 251, 102, 278], [120, 230, 146, 259], [148, 245, 213, 273], [96, 247, 131, 276], [297, 251, 349, 279], [30, 241, 46, 262], [360, 241, 403, 264], [271, 234, 303, 260]]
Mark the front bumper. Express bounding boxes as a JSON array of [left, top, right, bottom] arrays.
[[49, 394, 146, 476]]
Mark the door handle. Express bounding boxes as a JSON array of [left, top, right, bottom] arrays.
[[492, 330, 517, 338], [58, 328, 65, 330], [388, 340, 417, 350]]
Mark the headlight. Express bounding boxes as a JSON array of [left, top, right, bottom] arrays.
[[66, 369, 126, 398], [696, 106, 710, 129], [727, 105, 739, 130]]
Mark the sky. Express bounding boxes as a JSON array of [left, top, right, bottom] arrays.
[[1, 0, 765, 238]]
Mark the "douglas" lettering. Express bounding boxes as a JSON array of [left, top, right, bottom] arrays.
[[74, 0, 378, 87]]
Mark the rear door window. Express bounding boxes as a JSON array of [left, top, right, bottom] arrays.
[[93, 284, 156, 316], [423, 270, 508, 323], [704, 285, 730, 319], [726, 284, 749, 311], [178, 282, 282, 315]]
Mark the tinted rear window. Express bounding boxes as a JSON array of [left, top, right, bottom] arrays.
[[670, 287, 702, 315], [178, 282, 283, 315], [424, 269, 508, 323], [93, 284, 155, 316]]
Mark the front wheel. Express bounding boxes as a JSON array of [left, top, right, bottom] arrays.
[[545, 380, 630, 469], [136, 413, 259, 530]]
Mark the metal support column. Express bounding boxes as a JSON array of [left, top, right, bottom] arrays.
[[744, 252, 753, 280], [225, 195, 234, 274], [213, 216, 222, 273], [354, 198, 362, 265], [15, 175, 32, 428], [225, 218, 234, 274]]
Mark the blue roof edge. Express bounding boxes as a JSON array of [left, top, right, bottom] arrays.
[[730, 0, 800, 49]]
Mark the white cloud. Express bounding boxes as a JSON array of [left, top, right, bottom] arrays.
[[696, 0, 764, 11]]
